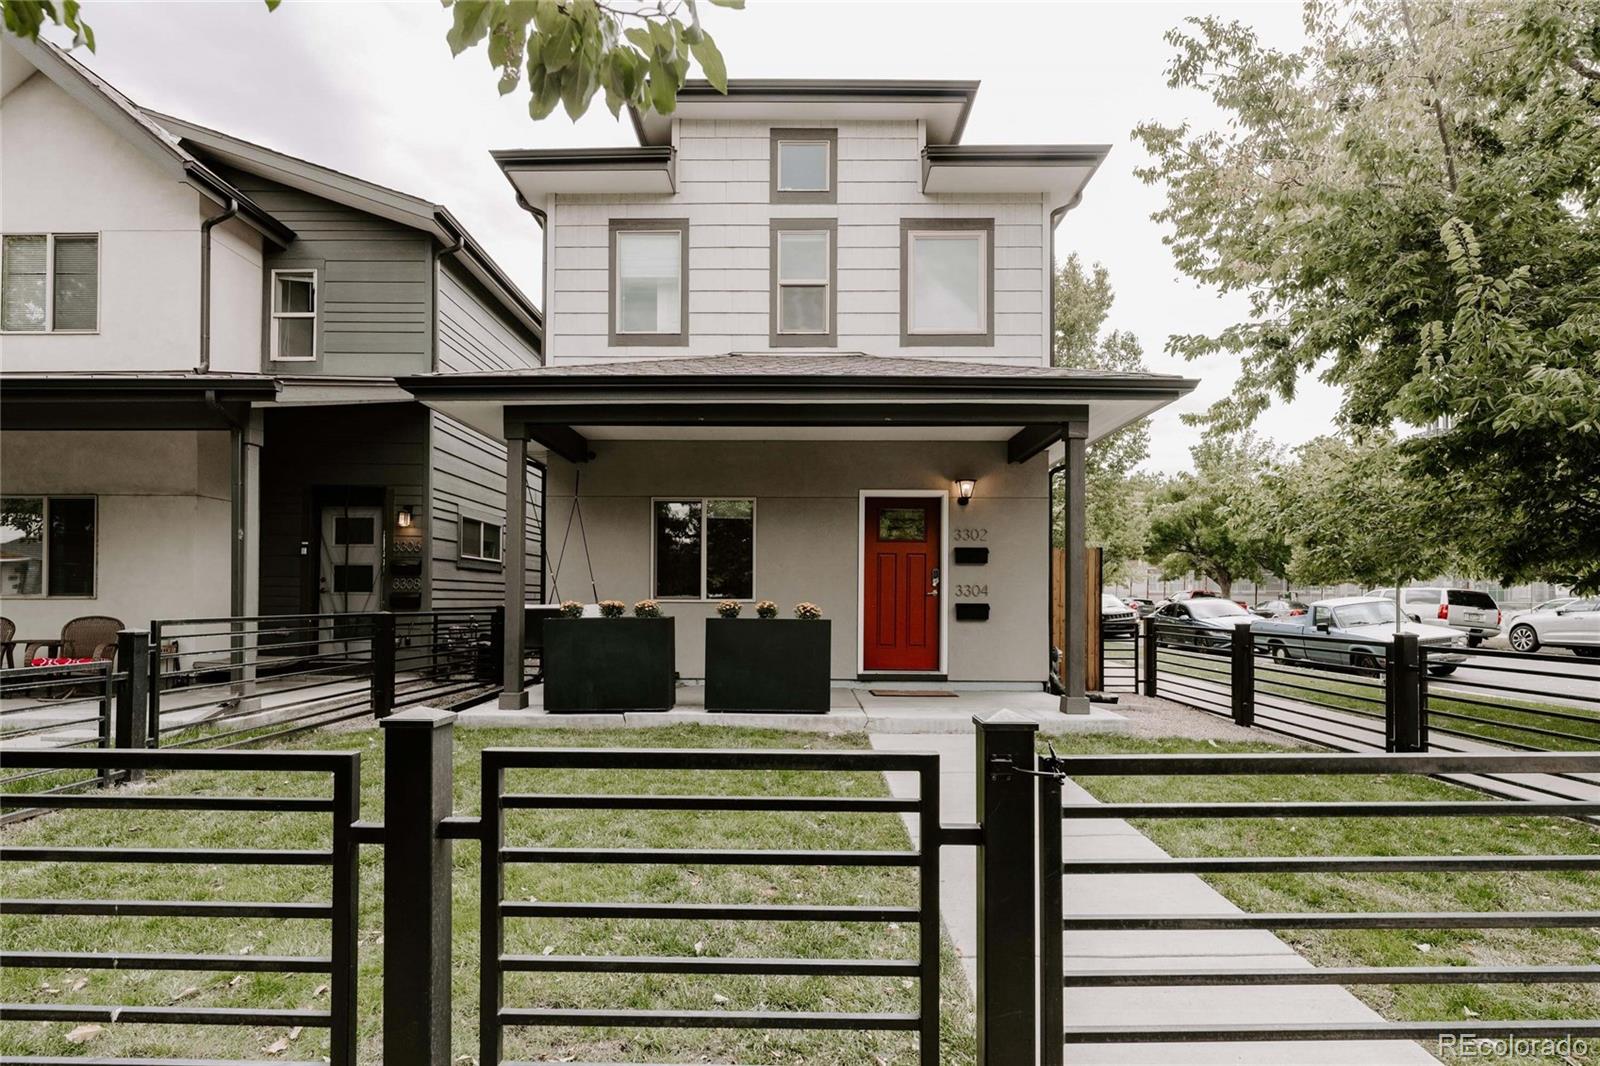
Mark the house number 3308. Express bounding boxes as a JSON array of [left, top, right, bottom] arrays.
[[953, 528, 988, 542]]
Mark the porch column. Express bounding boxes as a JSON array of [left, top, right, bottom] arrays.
[[1060, 422, 1090, 714], [500, 427, 529, 709]]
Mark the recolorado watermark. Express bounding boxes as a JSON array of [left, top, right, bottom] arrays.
[[1438, 1033, 1590, 1059]]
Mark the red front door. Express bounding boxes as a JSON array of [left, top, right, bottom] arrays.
[[863, 497, 942, 672]]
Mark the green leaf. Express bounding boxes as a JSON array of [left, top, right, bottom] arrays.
[[689, 33, 725, 90], [648, 55, 677, 114], [263, 0, 281, 10], [708, 0, 744, 7], [624, 26, 653, 52], [446, 0, 494, 56]]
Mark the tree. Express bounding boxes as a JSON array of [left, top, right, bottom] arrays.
[[3, 0, 743, 122], [1143, 433, 1288, 598], [1134, 0, 1600, 590], [1280, 435, 1466, 628], [1051, 254, 1151, 581]]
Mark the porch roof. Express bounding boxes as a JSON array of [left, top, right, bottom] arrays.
[[397, 352, 1196, 465], [0, 372, 278, 430]]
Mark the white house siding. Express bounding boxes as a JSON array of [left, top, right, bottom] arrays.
[[545, 119, 1048, 366], [428, 413, 543, 610], [540, 440, 1049, 684], [436, 261, 540, 373], [0, 430, 231, 637], [0, 71, 262, 372]]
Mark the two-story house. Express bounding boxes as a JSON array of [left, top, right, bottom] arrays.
[[0, 35, 544, 652], [399, 80, 1197, 711]]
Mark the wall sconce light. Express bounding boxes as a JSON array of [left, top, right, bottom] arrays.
[[955, 479, 976, 507], [397, 506, 414, 529]]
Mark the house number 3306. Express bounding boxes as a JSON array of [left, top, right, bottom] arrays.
[[953, 528, 988, 542]]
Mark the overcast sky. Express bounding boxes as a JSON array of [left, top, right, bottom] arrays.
[[52, 0, 1342, 473]]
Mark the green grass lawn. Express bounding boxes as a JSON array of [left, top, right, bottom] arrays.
[[1154, 643, 1600, 750], [1043, 734, 1600, 1065], [2, 725, 975, 1065]]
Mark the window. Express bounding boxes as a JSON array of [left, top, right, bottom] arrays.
[[2, 234, 98, 332], [769, 220, 836, 346], [270, 269, 318, 361], [609, 219, 688, 346], [652, 498, 754, 600], [459, 515, 503, 566], [769, 128, 837, 204], [900, 219, 993, 346], [0, 496, 96, 597]]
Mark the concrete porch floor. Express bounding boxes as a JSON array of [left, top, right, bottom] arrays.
[[457, 683, 1132, 735]]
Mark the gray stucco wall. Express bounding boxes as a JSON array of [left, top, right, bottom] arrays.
[[540, 439, 1049, 684]]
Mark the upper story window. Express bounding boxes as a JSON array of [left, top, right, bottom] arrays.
[[900, 218, 994, 347], [2, 234, 99, 333], [770, 128, 837, 204], [0, 495, 97, 598], [770, 219, 837, 347], [270, 268, 318, 361], [609, 218, 688, 346]]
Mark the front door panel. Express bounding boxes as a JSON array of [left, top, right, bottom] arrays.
[[863, 497, 941, 672], [319, 504, 383, 616]]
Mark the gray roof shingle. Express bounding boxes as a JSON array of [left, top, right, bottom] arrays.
[[429, 352, 1170, 381]]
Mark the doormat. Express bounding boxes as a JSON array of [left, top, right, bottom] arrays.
[[868, 689, 958, 698]]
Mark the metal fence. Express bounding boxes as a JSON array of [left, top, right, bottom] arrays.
[[1036, 749, 1600, 1059], [1099, 630, 1139, 693]]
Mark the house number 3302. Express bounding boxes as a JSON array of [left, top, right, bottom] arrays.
[[953, 528, 988, 542], [955, 584, 988, 598]]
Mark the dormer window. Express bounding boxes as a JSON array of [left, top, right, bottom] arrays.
[[770, 128, 837, 204]]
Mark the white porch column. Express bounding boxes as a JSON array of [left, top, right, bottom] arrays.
[[1060, 422, 1090, 714], [500, 426, 529, 709]]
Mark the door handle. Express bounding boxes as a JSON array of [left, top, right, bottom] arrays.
[[930, 568, 941, 595]]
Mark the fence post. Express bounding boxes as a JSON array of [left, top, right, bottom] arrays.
[[974, 710, 1039, 1066], [1386, 632, 1426, 752], [1140, 618, 1159, 697], [146, 620, 163, 747], [380, 707, 456, 1066], [113, 630, 150, 783], [484, 605, 506, 684], [1038, 755, 1064, 1066], [1230, 624, 1255, 728], [371, 612, 396, 718]]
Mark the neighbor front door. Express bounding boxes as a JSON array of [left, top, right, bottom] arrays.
[[863, 497, 941, 672], [319, 504, 383, 615]]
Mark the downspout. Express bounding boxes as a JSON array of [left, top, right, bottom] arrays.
[[204, 389, 248, 618], [197, 198, 239, 373]]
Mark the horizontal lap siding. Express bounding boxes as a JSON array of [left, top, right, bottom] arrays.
[[548, 119, 1048, 365], [429, 413, 544, 609], [217, 168, 432, 375], [436, 262, 541, 373]]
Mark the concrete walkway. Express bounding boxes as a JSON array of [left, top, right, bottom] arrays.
[[871, 730, 1440, 1066]]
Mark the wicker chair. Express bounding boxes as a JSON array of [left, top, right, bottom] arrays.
[[0, 616, 14, 668], [25, 615, 124, 667]]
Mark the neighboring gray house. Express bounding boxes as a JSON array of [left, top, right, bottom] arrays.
[[0, 36, 543, 645], [401, 80, 1197, 711]]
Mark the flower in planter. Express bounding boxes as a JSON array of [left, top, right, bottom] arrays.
[[559, 600, 584, 619], [598, 599, 626, 618], [755, 599, 778, 619], [717, 600, 742, 618], [633, 599, 661, 618], [793, 602, 823, 620]]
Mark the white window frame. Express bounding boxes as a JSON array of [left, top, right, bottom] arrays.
[[776, 139, 831, 193], [0, 494, 98, 599], [1, 232, 101, 334], [458, 513, 504, 565], [650, 497, 757, 602], [269, 268, 319, 362], [906, 229, 989, 336], [775, 229, 830, 335]]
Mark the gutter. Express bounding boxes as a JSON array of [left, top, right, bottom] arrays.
[[197, 198, 239, 373]]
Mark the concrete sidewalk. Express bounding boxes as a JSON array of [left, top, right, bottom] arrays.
[[871, 730, 1440, 1066]]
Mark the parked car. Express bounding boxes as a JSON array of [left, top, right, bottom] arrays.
[[1149, 597, 1256, 647], [1253, 598, 1308, 620], [1506, 597, 1578, 630], [1254, 597, 1467, 675], [1367, 586, 1502, 645], [1505, 598, 1600, 656], [1101, 593, 1138, 637], [1122, 596, 1157, 617]]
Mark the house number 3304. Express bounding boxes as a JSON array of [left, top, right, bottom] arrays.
[[953, 528, 988, 542], [955, 584, 988, 598]]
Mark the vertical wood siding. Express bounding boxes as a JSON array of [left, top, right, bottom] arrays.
[[428, 412, 544, 609], [546, 119, 1048, 365]]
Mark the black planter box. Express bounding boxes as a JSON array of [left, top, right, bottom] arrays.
[[542, 617, 675, 712], [705, 618, 831, 714]]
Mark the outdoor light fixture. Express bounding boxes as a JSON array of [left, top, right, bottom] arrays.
[[955, 479, 976, 506], [397, 506, 414, 528]]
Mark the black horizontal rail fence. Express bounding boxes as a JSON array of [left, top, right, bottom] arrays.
[[0, 745, 361, 1063], [1143, 620, 1237, 720], [471, 745, 944, 1066], [1036, 750, 1600, 1061], [1419, 643, 1600, 753], [1099, 629, 1138, 693], [390, 606, 502, 712]]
